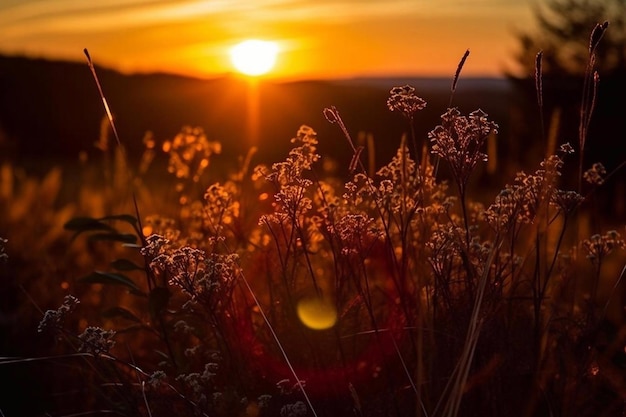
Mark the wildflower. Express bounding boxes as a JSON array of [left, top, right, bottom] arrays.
[[582, 230, 625, 261], [38, 295, 80, 333], [387, 85, 427, 119], [583, 162, 606, 185], [146, 370, 167, 390], [140, 234, 170, 258], [281, 401, 307, 417], [427, 224, 465, 278], [78, 326, 116, 356], [343, 173, 376, 208], [201, 362, 219, 382], [334, 214, 380, 255], [484, 148, 570, 232], [550, 189, 584, 215], [164, 126, 220, 182], [559, 142, 575, 154], [429, 108, 498, 193], [166, 247, 207, 296], [258, 394, 272, 409], [173, 320, 194, 334], [176, 372, 207, 404], [204, 182, 239, 227], [184, 345, 202, 358], [276, 379, 292, 395]]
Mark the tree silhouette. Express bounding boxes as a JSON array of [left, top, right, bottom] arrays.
[[514, 0, 626, 77], [506, 0, 626, 218]]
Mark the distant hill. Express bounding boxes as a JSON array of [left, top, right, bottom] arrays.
[[0, 55, 514, 172]]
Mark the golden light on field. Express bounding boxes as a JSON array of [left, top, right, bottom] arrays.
[[229, 40, 279, 76], [297, 295, 337, 330]]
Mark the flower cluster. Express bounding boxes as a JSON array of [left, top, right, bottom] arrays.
[[204, 182, 240, 232], [38, 295, 80, 333], [386, 85, 427, 120], [149, 242, 238, 301], [140, 233, 171, 258], [281, 401, 307, 417], [163, 126, 221, 182], [260, 126, 319, 225], [550, 189, 585, 215], [582, 230, 625, 261], [266, 126, 319, 186], [333, 213, 379, 255], [484, 146, 573, 232], [583, 162, 606, 185], [77, 326, 116, 356], [429, 108, 498, 192], [427, 224, 466, 280], [343, 173, 376, 209]]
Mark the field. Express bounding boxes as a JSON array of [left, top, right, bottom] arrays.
[[0, 45, 625, 417]]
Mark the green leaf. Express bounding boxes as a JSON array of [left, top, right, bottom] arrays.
[[64, 217, 116, 232], [87, 233, 137, 244], [149, 287, 171, 320], [79, 271, 144, 294], [110, 258, 144, 271], [101, 307, 142, 323]]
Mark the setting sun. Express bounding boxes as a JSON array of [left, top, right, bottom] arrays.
[[229, 40, 279, 76]]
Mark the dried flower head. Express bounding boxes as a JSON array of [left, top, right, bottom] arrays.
[[387, 85, 427, 119], [38, 295, 80, 333], [78, 326, 116, 356], [163, 126, 221, 182], [281, 401, 307, 417], [146, 370, 167, 391], [429, 108, 498, 192], [141, 234, 171, 258], [583, 162, 606, 185], [550, 189, 584, 215], [582, 230, 625, 261]]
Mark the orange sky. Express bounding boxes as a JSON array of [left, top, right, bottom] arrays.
[[0, 0, 538, 80]]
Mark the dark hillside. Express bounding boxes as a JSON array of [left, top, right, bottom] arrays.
[[0, 55, 514, 173]]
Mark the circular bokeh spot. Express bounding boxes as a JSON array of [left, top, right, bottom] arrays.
[[297, 295, 337, 330]]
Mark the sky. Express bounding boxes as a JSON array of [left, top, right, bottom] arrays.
[[0, 0, 538, 80]]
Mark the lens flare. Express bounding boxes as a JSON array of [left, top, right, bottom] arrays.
[[297, 295, 337, 330]]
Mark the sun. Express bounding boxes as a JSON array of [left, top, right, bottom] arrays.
[[229, 40, 279, 76]]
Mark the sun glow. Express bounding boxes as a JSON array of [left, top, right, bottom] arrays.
[[229, 40, 278, 76]]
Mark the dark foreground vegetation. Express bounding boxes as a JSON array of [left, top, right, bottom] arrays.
[[1, 9, 626, 417]]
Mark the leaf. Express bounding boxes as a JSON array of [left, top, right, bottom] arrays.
[[98, 214, 138, 228], [64, 217, 116, 232], [110, 258, 144, 271], [154, 350, 170, 361], [115, 324, 155, 335], [87, 233, 137, 244], [79, 271, 144, 294], [101, 307, 142, 323], [122, 243, 143, 249], [149, 287, 171, 320]]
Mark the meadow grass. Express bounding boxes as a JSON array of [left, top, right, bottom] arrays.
[[1, 26, 626, 417]]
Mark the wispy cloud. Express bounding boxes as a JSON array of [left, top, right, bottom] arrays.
[[1, 0, 463, 37], [0, 0, 533, 78]]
